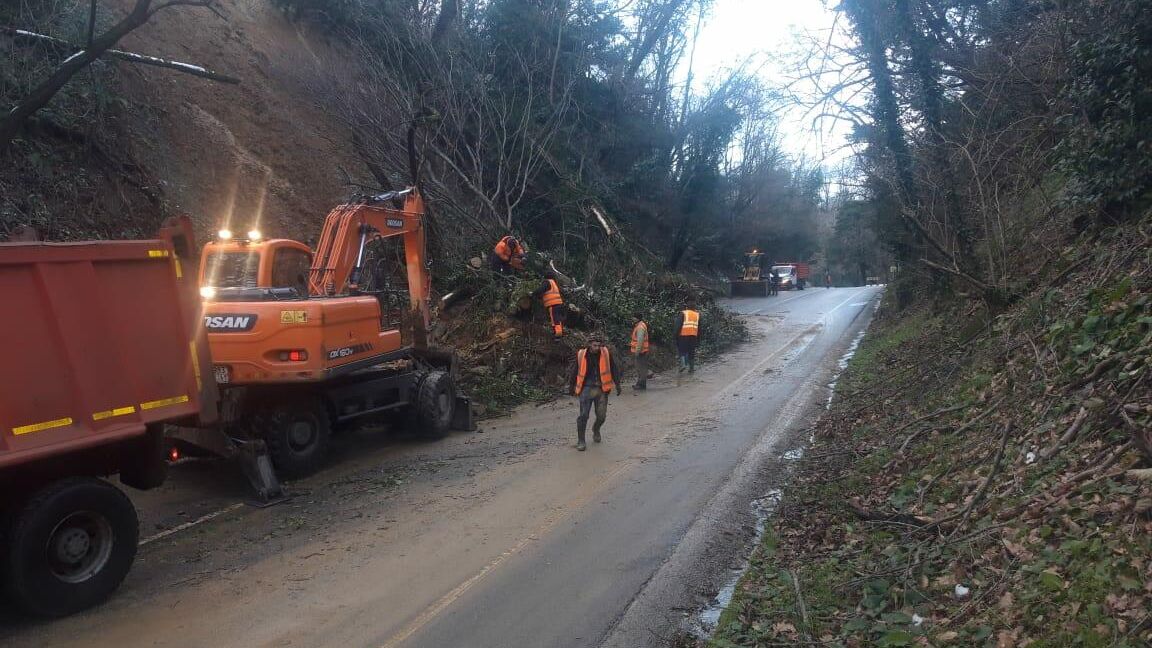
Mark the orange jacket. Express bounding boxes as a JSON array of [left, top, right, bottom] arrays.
[[679, 310, 700, 337], [573, 348, 616, 395], [542, 279, 563, 308], [494, 236, 525, 263], [630, 321, 649, 354]]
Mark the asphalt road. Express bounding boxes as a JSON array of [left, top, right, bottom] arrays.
[[0, 285, 881, 648]]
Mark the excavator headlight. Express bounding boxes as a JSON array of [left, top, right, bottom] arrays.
[[218, 229, 233, 240], [247, 229, 262, 242], [199, 286, 217, 299]]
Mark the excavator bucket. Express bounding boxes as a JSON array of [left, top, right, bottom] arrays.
[[730, 280, 768, 297]]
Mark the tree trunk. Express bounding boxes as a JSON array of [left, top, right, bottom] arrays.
[[431, 0, 458, 46], [622, 0, 689, 84], [0, 0, 154, 153]]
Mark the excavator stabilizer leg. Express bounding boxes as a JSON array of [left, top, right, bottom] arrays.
[[238, 439, 286, 506], [452, 394, 476, 431]]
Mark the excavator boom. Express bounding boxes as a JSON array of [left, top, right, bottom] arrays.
[[308, 188, 430, 330]]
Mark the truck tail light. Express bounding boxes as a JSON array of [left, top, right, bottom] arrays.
[[278, 350, 309, 362]]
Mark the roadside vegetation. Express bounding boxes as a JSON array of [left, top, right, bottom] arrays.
[[680, 0, 1152, 644], [701, 220, 1150, 645]]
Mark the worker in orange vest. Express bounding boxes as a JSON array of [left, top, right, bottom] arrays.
[[531, 273, 566, 339], [566, 336, 620, 451], [630, 312, 650, 391], [675, 300, 701, 383], [490, 235, 527, 273]]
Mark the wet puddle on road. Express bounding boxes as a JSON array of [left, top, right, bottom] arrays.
[[695, 489, 782, 633], [693, 298, 878, 638]]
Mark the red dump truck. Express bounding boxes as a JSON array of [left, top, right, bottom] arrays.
[[0, 217, 218, 617], [771, 261, 810, 290]]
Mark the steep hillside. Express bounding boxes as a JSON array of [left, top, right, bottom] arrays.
[[1, 0, 364, 242], [111, 0, 361, 241]]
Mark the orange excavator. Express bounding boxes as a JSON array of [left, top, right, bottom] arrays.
[[183, 188, 470, 481]]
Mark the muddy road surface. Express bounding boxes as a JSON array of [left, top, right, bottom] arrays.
[[0, 286, 881, 647]]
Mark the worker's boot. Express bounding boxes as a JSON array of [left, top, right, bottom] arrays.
[[576, 420, 587, 451], [592, 423, 602, 444]]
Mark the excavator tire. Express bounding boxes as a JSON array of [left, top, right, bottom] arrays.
[[251, 396, 331, 480], [415, 371, 456, 439], [3, 477, 138, 617]]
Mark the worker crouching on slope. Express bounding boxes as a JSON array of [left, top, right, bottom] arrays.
[[567, 336, 620, 451], [630, 312, 650, 390], [675, 300, 701, 385], [491, 235, 527, 273], [531, 272, 566, 339]]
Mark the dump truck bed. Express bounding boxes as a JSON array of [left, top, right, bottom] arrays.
[[0, 218, 216, 470]]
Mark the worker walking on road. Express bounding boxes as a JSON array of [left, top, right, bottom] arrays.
[[825, 272, 832, 289], [630, 312, 650, 390], [567, 337, 620, 451], [531, 273, 566, 339], [769, 269, 780, 296], [675, 300, 701, 385], [491, 235, 527, 273]]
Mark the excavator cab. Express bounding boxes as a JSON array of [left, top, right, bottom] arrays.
[[742, 251, 764, 281], [198, 236, 313, 298]]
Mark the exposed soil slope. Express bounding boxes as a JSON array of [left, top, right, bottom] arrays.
[[112, 0, 361, 241]]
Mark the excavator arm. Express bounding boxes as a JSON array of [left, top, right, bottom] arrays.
[[307, 188, 431, 331]]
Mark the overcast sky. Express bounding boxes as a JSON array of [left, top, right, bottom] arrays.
[[686, 0, 855, 172]]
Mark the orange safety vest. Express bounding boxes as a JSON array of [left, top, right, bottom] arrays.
[[679, 310, 700, 337], [630, 321, 649, 354], [494, 236, 522, 262], [542, 279, 563, 308], [574, 348, 615, 395]]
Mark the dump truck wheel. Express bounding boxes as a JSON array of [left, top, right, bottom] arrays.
[[3, 477, 138, 617], [416, 371, 456, 439], [254, 397, 331, 480]]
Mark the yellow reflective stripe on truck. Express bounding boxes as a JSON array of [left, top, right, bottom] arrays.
[[92, 406, 136, 421], [189, 340, 202, 390], [12, 417, 73, 436], [140, 395, 190, 411]]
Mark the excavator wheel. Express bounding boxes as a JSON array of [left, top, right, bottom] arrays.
[[249, 396, 331, 480], [415, 371, 456, 439]]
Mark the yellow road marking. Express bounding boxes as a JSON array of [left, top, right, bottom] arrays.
[[13, 417, 73, 436], [92, 406, 136, 421], [140, 394, 189, 411]]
